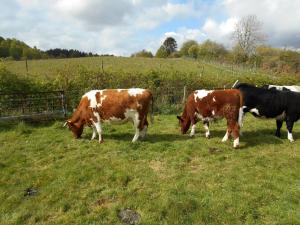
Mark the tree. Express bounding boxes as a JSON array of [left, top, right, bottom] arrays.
[[163, 37, 177, 55], [232, 15, 265, 56], [198, 40, 227, 60], [155, 46, 168, 58], [188, 44, 199, 59], [180, 40, 198, 56], [131, 49, 153, 58]]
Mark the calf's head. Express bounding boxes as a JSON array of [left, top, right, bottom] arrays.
[[63, 120, 84, 138], [177, 115, 191, 134]]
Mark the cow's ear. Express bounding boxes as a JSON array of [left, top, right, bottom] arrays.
[[177, 116, 183, 121]]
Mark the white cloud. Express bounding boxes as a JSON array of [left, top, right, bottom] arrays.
[[222, 0, 300, 47], [1, 0, 300, 56], [201, 17, 237, 47]]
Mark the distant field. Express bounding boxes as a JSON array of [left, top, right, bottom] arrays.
[[3, 57, 299, 87], [0, 115, 300, 224]]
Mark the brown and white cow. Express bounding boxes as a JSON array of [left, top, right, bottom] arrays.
[[64, 88, 153, 143], [177, 89, 243, 148]]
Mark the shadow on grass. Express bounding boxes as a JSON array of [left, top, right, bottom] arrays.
[[80, 127, 300, 147], [81, 132, 188, 143]]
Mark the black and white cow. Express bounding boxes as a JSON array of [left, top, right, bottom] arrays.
[[261, 84, 300, 92], [235, 83, 300, 142]]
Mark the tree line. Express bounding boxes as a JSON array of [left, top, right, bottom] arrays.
[[0, 37, 99, 60], [132, 15, 300, 75]]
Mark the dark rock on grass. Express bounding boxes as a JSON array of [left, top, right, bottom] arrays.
[[117, 208, 141, 224], [208, 147, 222, 154], [24, 187, 38, 196]]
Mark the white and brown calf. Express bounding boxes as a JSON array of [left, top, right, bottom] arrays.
[[177, 89, 243, 148], [64, 88, 153, 143]]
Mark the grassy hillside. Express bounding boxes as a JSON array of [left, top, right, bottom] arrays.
[[0, 115, 299, 224], [3, 57, 300, 86]]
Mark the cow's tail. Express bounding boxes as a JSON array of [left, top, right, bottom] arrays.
[[238, 92, 244, 127], [149, 94, 154, 124]]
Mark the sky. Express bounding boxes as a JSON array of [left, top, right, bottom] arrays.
[[1, 0, 300, 56]]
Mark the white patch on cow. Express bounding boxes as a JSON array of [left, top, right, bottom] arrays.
[[203, 123, 210, 138], [96, 95, 107, 108], [213, 97, 216, 102], [250, 108, 260, 116], [92, 111, 102, 143], [103, 116, 124, 124], [128, 88, 144, 97], [91, 126, 97, 140], [117, 89, 124, 92], [195, 112, 203, 120], [222, 130, 229, 142], [84, 90, 98, 108], [190, 124, 196, 136], [233, 137, 239, 148], [124, 108, 140, 142], [288, 132, 294, 142], [212, 110, 215, 116], [194, 90, 213, 102], [268, 85, 300, 92]]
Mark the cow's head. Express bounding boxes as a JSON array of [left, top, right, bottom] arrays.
[[177, 115, 191, 134], [63, 120, 84, 138]]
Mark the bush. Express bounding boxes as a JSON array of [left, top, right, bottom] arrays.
[[131, 49, 153, 58], [180, 40, 198, 57]]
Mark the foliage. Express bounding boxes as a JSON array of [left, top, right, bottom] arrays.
[[163, 37, 177, 55], [198, 40, 227, 60], [131, 49, 153, 58], [46, 48, 98, 58], [0, 36, 98, 60], [188, 44, 200, 59], [180, 40, 198, 56], [155, 46, 169, 58], [232, 15, 265, 56]]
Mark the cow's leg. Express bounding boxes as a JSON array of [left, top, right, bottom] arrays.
[[231, 122, 240, 148], [275, 120, 283, 137], [286, 119, 295, 142], [203, 121, 210, 138], [189, 118, 197, 137], [222, 129, 229, 142], [140, 117, 148, 138], [190, 124, 196, 137], [224, 120, 239, 148], [91, 125, 97, 140], [93, 121, 103, 143], [132, 112, 140, 143]]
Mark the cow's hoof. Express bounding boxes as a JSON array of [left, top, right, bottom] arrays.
[[206, 134, 211, 139], [275, 133, 281, 138], [99, 140, 104, 144]]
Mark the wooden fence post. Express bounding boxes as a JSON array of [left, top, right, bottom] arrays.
[[25, 58, 28, 73], [61, 91, 67, 118], [182, 86, 186, 104]]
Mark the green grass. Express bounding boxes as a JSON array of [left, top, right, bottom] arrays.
[[1, 115, 299, 225], [3, 57, 298, 86]]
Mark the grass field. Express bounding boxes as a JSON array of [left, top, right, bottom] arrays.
[[3, 57, 299, 86], [1, 115, 300, 225]]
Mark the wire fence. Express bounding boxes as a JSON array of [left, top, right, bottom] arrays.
[[0, 82, 237, 121], [0, 91, 66, 121]]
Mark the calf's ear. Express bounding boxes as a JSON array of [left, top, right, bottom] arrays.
[[177, 116, 183, 121]]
